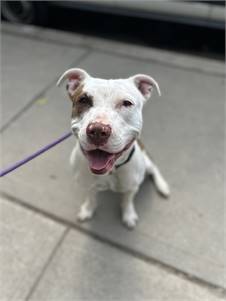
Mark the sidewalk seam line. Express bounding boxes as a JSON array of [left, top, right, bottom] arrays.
[[1, 191, 225, 299], [25, 227, 70, 301], [3, 29, 224, 78], [0, 49, 92, 133]]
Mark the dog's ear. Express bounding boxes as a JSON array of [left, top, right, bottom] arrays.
[[130, 74, 161, 100], [57, 68, 89, 96]]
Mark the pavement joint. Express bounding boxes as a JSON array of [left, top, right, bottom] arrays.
[[0, 49, 92, 133], [1, 191, 225, 299], [25, 227, 70, 301], [3, 26, 224, 78], [2, 28, 90, 53], [95, 48, 225, 78]]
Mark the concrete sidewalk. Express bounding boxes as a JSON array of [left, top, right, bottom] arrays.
[[0, 23, 225, 300]]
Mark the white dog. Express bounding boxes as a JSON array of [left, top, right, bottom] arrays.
[[57, 68, 170, 229]]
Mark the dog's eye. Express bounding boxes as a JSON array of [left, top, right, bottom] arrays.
[[78, 95, 92, 106], [122, 100, 133, 107]]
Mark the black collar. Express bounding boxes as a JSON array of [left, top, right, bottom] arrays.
[[115, 145, 135, 169]]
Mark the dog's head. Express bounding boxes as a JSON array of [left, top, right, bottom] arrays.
[[57, 68, 161, 175]]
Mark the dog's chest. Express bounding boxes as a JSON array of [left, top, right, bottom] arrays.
[[95, 167, 144, 193], [95, 171, 123, 192]]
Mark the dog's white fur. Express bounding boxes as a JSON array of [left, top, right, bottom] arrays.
[[57, 68, 170, 229]]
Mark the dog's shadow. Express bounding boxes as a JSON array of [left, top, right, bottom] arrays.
[[74, 177, 156, 299]]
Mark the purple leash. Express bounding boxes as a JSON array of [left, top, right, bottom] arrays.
[[0, 131, 72, 177]]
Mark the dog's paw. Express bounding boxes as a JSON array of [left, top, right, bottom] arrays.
[[122, 211, 138, 229], [77, 206, 94, 222]]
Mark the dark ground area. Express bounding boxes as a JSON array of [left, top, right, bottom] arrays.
[[46, 6, 225, 60], [1, 3, 225, 60]]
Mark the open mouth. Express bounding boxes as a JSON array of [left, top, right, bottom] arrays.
[[81, 140, 134, 175], [85, 149, 116, 174]]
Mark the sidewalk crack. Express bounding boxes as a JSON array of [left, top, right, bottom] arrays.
[[25, 227, 70, 301], [2, 191, 226, 299]]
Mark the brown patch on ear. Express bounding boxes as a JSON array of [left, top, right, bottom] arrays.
[[69, 84, 93, 118], [68, 84, 84, 102]]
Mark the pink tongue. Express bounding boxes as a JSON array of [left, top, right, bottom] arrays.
[[87, 150, 113, 170]]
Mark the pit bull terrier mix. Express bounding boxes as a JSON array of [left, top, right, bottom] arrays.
[[57, 68, 170, 229]]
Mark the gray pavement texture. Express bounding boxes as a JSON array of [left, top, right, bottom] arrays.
[[0, 22, 225, 301], [0, 196, 66, 300]]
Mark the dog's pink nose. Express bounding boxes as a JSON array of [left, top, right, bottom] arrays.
[[86, 122, 111, 146]]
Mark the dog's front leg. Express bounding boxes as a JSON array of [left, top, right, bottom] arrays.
[[121, 189, 138, 229], [77, 188, 98, 222]]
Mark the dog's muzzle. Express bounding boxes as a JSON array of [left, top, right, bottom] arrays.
[[86, 122, 111, 146]]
